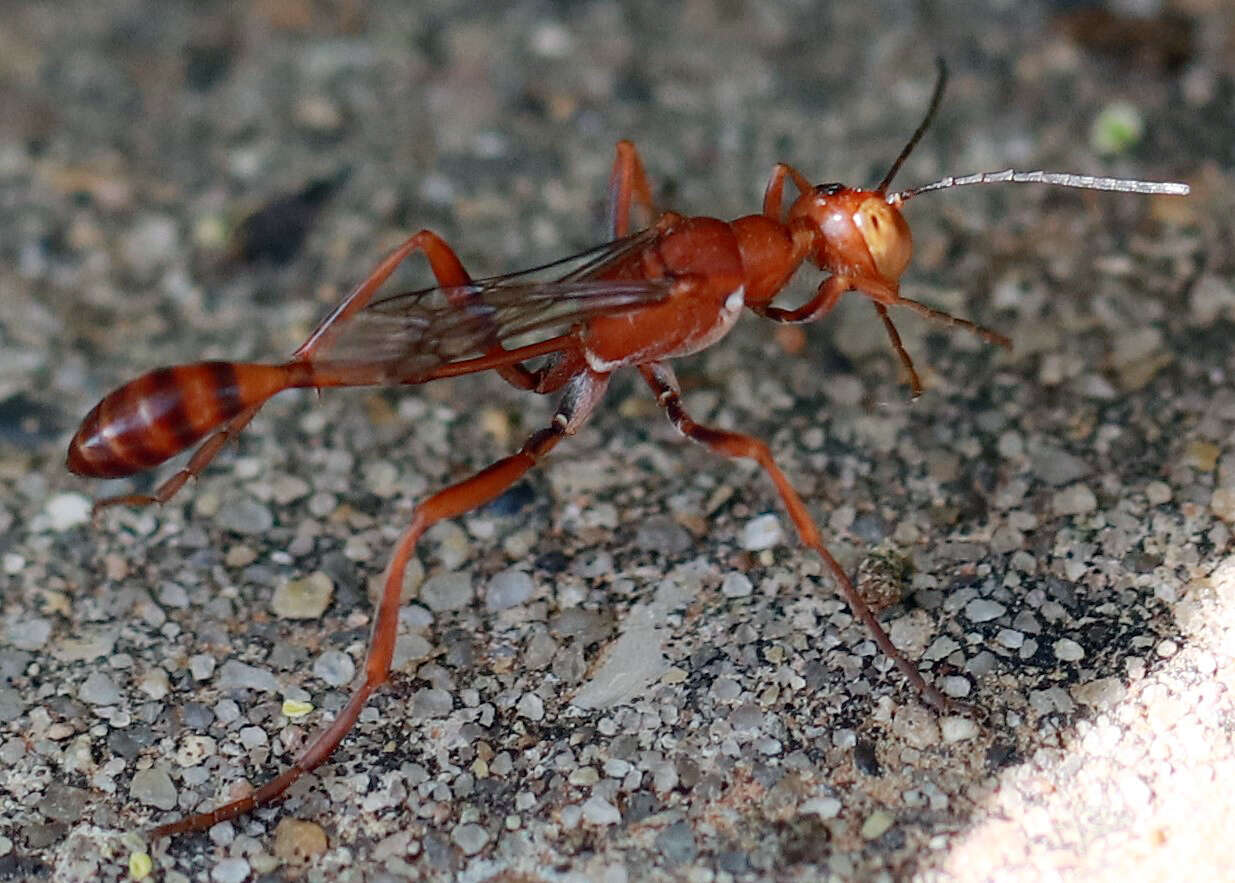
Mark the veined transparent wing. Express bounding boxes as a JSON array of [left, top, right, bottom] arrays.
[[311, 230, 671, 382]]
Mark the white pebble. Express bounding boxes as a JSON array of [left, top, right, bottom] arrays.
[[1051, 484, 1097, 517], [313, 649, 355, 687], [964, 599, 1006, 623], [940, 716, 980, 742], [1053, 638, 1085, 662], [209, 857, 250, 883], [742, 514, 784, 551], [581, 795, 621, 826], [44, 493, 92, 531], [516, 692, 545, 722], [721, 572, 753, 598], [799, 796, 842, 819], [486, 568, 534, 611]]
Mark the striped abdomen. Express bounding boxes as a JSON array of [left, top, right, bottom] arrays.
[[67, 361, 304, 478]]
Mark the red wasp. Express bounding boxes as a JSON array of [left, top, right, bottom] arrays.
[[67, 62, 1188, 837]]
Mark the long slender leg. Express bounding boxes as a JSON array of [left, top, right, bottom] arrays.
[[295, 230, 470, 358], [873, 303, 924, 399], [638, 361, 954, 712], [608, 140, 658, 238], [752, 273, 1007, 398], [893, 296, 1012, 349], [753, 276, 924, 398], [150, 369, 611, 838], [753, 274, 851, 324]]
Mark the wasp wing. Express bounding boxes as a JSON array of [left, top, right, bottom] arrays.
[[310, 230, 670, 382]]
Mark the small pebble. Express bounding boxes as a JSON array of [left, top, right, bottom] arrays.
[[517, 692, 545, 721], [940, 716, 980, 742], [139, 668, 170, 700], [214, 499, 274, 535], [209, 822, 235, 846], [7, 618, 51, 651], [411, 688, 452, 718], [892, 705, 940, 747], [313, 649, 355, 687], [525, 632, 557, 669], [1071, 676, 1126, 706], [923, 636, 960, 661], [419, 571, 474, 612], [273, 819, 328, 864], [861, 809, 895, 840], [0, 687, 25, 723], [129, 767, 177, 810], [342, 536, 371, 561], [239, 726, 268, 748], [224, 544, 257, 568], [282, 699, 313, 718], [294, 95, 343, 133], [486, 568, 534, 611], [1211, 487, 1235, 523], [721, 572, 753, 598], [209, 857, 250, 883], [655, 820, 697, 864], [182, 702, 214, 729], [799, 796, 842, 819], [1031, 445, 1091, 486], [393, 634, 433, 670], [965, 599, 1006, 623], [1053, 638, 1085, 662], [175, 734, 217, 767], [188, 654, 216, 681], [451, 823, 490, 856], [1185, 441, 1221, 472], [572, 610, 668, 709], [157, 583, 189, 609], [603, 758, 632, 778], [78, 671, 122, 705], [568, 766, 599, 786], [215, 698, 241, 724], [128, 852, 153, 880], [888, 611, 933, 655], [941, 676, 972, 698], [1051, 484, 1097, 517], [269, 475, 310, 505], [271, 572, 334, 619], [364, 460, 399, 497], [428, 522, 472, 570], [121, 214, 178, 279], [1145, 480, 1172, 505], [217, 660, 279, 693], [581, 796, 621, 825], [635, 516, 692, 555], [43, 493, 92, 531], [742, 514, 784, 551]]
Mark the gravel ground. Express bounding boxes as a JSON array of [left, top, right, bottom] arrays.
[[2, 2, 1232, 881]]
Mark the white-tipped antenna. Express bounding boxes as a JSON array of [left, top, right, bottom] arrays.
[[889, 169, 1190, 204]]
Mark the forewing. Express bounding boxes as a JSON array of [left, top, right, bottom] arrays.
[[310, 229, 668, 381], [312, 277, 672, 381]]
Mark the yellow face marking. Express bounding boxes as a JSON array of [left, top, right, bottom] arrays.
[[854, 199, 912, 280]]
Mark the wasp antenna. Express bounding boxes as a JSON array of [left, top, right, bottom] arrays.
[[888, 169, 1190, 204], [877, 57, 949, 193]]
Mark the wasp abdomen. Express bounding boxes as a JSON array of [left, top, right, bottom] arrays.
[[67, 361, 292, 478]]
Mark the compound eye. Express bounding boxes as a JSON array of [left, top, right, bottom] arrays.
[[853, 199, 912, 280]]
